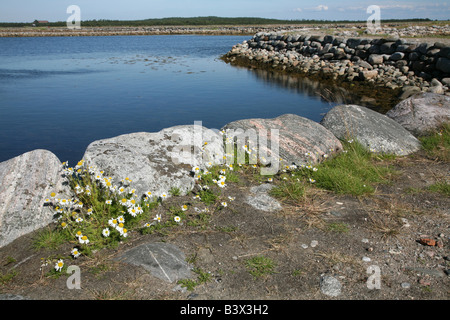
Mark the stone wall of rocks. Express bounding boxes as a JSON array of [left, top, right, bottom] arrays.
[[224, 32, 450, 98], [0, 25, 309, 37]]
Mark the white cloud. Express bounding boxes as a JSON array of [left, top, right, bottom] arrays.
[[314, 5, 329, 11], [298, 4, 329, 12], [378, 4, 415, 10]]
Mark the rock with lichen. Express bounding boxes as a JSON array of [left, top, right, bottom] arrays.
[[0, 149, 70, 248]]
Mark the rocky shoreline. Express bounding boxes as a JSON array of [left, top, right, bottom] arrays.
[[0, 32, 449, 300], [1, 91, 449, 248], [0, 25, 307, 37], [223, 32, 450, 99]]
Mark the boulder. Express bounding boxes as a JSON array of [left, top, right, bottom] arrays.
[[380, 42, 396, 54], [390, 52, 405, 61], [321, 105, 421, 155], [0, 150, 70, 248], [115, 242, 192, 283], [221, 114, 343, 170], [399, 86, 422, 100], [436, 57, 450, 73], [368, 54, 384, 65], [359, 70, 378, 80], [386, 93, 450, 136], [320, 275, 342, 297], [82, 125, 224, 198]]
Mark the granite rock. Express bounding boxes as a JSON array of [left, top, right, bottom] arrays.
[[321, 104, 421, 155], [82, 125, 224, 198], [222, 114, 342, 171], [0, 150, 70, 248], [386, 93, 450, 136]]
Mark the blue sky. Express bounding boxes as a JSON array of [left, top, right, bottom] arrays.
[[1, 0, 449, 22]]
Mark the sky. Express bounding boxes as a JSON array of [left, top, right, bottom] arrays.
[[0, 0, 449, 22]]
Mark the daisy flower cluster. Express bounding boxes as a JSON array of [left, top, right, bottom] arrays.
[[44, 159, 161, 267]]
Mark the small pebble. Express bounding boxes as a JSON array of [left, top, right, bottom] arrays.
[[401, 282, 411, 289], [362, 256, 371, 262], [310, 240, 318, 248], [362, 238, 369, 243], [301, 244, 309, 249], [419, 278, 431, 286]]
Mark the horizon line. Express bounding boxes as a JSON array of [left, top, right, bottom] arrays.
[[1, 15, 448, 24]]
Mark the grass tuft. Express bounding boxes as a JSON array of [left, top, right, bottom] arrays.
[[245, 255, 276, 279], [420, 123, 450, 162], [301, 140, 394, 196]]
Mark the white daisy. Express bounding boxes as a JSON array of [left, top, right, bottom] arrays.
[[79, 235, 89, 244], [71, 248, 81, 258], [55, 259, 64, 272], [102, 228, 110, 237]]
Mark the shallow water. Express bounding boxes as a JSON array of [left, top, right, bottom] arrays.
[[1, 35, 347, 165]]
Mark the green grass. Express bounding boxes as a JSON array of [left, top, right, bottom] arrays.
[[419, 123, 450, 162], [428, 181, 450, 196], [169, 187, 181, 196], [326, 222, 350, 233], [298, 140, 394, 196], [0, 269, 18, 285], [245, 255, 277, 279], [177, 267, 212, 291], [186, 212, 211, 230], [198, 189, 218, 205], [270, 180, 307, 203], [33, 227, 69, 250]]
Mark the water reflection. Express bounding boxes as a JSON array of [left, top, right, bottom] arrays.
[[231, 64, 394, 112]]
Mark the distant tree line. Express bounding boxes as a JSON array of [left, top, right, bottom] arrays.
[[0, 16, 443, 28]]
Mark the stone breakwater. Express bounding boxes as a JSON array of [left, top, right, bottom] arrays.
[[223, 32, 450, 98], [0, 25, 308, 37]]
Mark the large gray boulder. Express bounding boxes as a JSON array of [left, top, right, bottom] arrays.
[[386, 93, 450, 136], [0, 150, 70, 248], [321, 105, 421, 155], [221, 114, 343, 172], [82, 125, 224, 198]]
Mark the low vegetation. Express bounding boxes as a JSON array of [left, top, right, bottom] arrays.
[[28, 124, 448, 281], [0, 17, 436, 28], [419, 123, 450, 162]]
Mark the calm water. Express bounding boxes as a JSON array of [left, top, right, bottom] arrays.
[[0, 35, 343, 165]]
